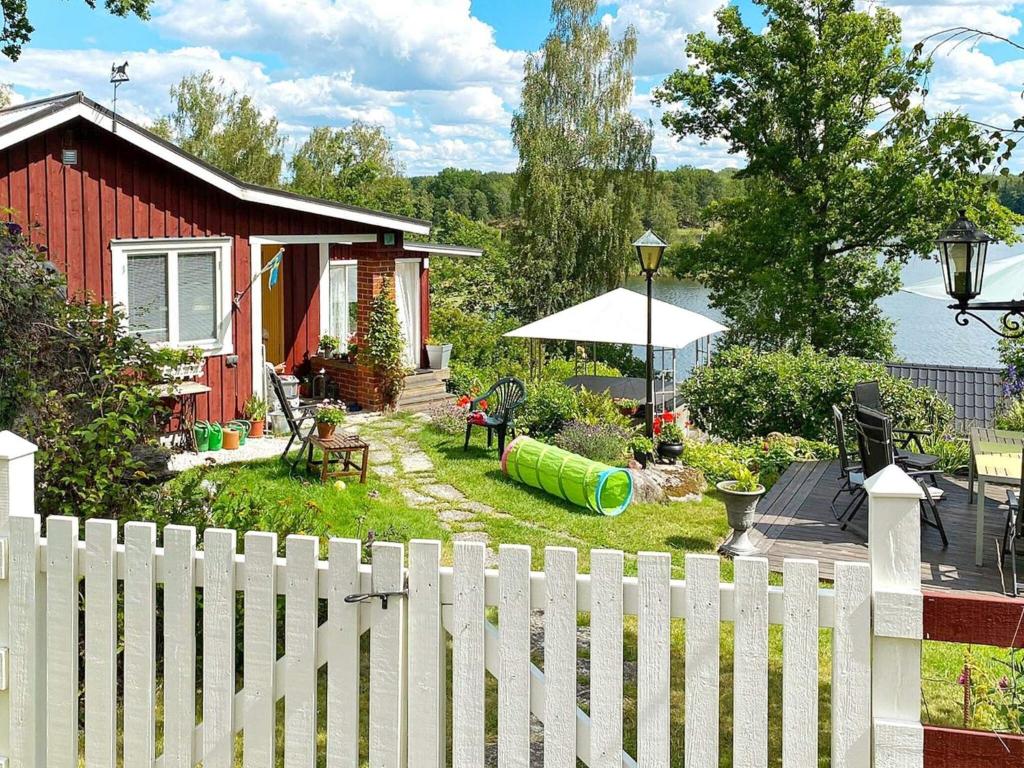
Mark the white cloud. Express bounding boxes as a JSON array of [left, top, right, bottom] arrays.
[[600, 0, 723, 77]]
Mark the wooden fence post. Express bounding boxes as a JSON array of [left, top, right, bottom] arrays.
[[0, 431, 39, 768], [866, 464, 925, 768]]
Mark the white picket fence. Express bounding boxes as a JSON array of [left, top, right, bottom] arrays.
[[0, 431, 926, 768]]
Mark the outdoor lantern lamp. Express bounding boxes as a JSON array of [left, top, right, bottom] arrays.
[[936, 210, 1024, 337], [634, 229, 668, 440]]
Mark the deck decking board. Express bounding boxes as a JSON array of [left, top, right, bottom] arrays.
[[752, 460, 1012, 595]]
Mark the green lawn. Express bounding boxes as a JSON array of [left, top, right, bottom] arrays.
[[169, 415, 1015, 765]]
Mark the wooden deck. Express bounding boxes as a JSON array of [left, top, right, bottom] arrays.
[[751, 460, 1013, 595]]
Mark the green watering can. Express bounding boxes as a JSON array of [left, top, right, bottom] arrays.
[[227, 420, 251, 446], [207, 422, 224, 451], [192, 421, 211, 452]]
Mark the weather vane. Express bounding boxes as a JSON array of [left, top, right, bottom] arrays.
[[110, 61, 129, 133]]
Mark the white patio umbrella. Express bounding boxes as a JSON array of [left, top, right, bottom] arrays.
[[902, 252, 1024, 302], [504, 288, 728, 348]]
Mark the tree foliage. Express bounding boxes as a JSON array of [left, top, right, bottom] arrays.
[[509, 0, 655, 320], [289, 123, 416, 215], [656, 0, 1021, 358], [152, 71, 284, 187], [365, 277, 406, 409], [0, 0, 151, 60]]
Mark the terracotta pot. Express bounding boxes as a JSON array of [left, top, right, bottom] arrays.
[[248, 419, 264, 438], [317, 422, 336, 439], [222, 429, 240, 450]]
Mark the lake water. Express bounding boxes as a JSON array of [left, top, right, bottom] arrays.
[[623, 240, 1022, 378]]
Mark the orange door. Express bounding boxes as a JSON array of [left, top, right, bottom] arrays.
[[261, 244, 285, 365]]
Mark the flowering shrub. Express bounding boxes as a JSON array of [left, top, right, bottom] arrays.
[[519, 381, 581, 438], [653, 411, 685, 444], [315, 401, 347, 426], [958, 648, 1024, 734], [554, 420, 629, 465], [428, 402, 468, 435]]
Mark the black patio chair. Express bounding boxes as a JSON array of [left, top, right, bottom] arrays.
[[267, 364, 319, 471], [843, 405, 948, 547], [853, 380, 939, 477], [830, 405, 864, 521], [1002, 451, 1024, 597], [463, 377, 526, 455]]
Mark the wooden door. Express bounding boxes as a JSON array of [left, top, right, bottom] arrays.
[[261, 244, 285, 365]]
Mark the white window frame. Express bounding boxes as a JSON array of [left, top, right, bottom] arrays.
[[111, 236, 234, 356], [327, 259, 359, 345]]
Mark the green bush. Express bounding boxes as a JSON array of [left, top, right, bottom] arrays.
[[920, 434, 971, 475], [518, 380, 581, 438], [553, 420, 629, 465], [681, 434, 835, 488], [366, 277, 406, 408], [680, 346, 953, 442], [995, 398, 1024, 431]]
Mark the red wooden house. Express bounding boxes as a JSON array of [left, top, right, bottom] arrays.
[[0, 92, 479, 422]]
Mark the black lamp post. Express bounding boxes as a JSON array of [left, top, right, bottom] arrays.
[[936, 210, 1021, 337], [634, 229, 668, 439]]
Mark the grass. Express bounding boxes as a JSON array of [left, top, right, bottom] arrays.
[[163, 415, 1018, 766]]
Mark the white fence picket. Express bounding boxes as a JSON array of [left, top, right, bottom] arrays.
[[543, 546, 577, 768], [831, 561, 872, 768], [243, 531, 278, 768], [637, 552, 671, 768], [84, 518, 117, 768], [163, 525, 197, 768], [452, 540, 485, 768], [203, 529, 237, 768], [684, 553, 720, 768], [285, 535, 319, 768], [326, 537, 361, 768], [783, 558, 819, 768], [9, 514, 43, 768], [370, 541, 407, 768], [45, 515, 79, 768], [498, 544, 531, 768], [589, 549, 623, 768], [123, 522, 157, 768], [408, 539, 444, 768], [732, 557, 769, 768]]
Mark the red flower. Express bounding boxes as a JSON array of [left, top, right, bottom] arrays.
[[479, 399, 489, 411], [653, 416, 663, 435], [661, 411, 675, 423], [456, 395, 471, 408]]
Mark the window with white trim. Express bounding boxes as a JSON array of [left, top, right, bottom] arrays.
[[112, 238, 233, 355], [329, 261, 358, 343]]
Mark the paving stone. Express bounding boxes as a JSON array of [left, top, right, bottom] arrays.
[[373, 464, 397, 478], [437, 509, 474, 523], [401, 452, 434, 473], [401, 488, 435, 508], [421, 483, 465, 502], [458, 521, 487, 532], [460, 500, 496, 515], [368, 448, 393, 464]]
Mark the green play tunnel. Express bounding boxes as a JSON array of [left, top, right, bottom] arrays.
[[501, 436, 633, 516]]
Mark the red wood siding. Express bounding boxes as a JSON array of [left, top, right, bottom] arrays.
[[923, 591, 1024, 649], [0, 117, 409, 422], [925, 725, 1024, 768]]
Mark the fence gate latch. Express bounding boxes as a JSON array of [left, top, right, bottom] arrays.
[[344, 576, 409, 610]]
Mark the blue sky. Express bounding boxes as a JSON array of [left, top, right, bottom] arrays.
[[4, 0, 1024, 175]]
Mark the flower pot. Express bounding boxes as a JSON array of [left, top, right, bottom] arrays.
[[633, 449, 650, 469], [222, 428, 240, 450], [716, 480, 766, 557], [656, 441, 683, 464], [248, 419, 265, 438], [426, 343, 452, 370], [317, 422, 336, 439]]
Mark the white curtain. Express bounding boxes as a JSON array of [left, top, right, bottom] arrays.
[[394, 262, 419, 367]]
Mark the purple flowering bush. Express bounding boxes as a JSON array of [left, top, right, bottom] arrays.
[[553, 420, 629, 465]]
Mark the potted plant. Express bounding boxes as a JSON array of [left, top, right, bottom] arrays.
[[654, 411, 684, 463], [346, 333, 359, 363], [717, 464, 766, 557], [319, 333, 340, 359], [315, 402, 346, 439], [424, 335, 452, 370], [244, 395, 268, 438], [628, 434, 654, 469], [155, 346, 205, 381], [615, 397, 641, 417]]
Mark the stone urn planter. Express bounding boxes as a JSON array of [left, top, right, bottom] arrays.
[[717, 480, 766, 557], [426, 343, 452, 370]]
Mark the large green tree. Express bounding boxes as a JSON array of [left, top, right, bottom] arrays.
[[289, 122, 416, 215], [0, 0, 151, 60], [509, 0, 655, 320], [655, 0, 1020, 358], [153, 72, 284, 187]]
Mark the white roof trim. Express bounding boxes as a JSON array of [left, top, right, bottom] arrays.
[[0, 100, 431, 235], [402, 242, 483, 257]]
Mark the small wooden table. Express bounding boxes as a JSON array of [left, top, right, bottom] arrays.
[[968, 427, 1024, 566], [304, 433, 370, 483], [151, 380, 212, 452]]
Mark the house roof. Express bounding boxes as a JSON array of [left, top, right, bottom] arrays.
[[403, 242, 483, 257], [0, 92, 431, 235], [884, 362, 1004, 430]]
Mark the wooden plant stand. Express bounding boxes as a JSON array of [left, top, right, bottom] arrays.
[[305, 433, 370, 484]]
